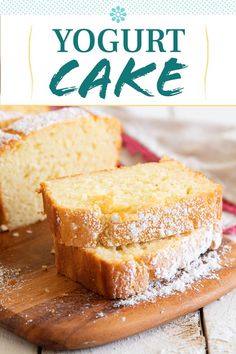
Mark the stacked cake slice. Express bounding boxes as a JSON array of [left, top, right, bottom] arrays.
[[41, 158, 222, 299]]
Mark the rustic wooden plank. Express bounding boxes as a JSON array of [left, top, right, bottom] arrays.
[[202, 289, 236, 354], [43, 312, 206, 354], [0, 327, 36, 354]]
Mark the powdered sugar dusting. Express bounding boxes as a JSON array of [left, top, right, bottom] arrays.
[[8, 107, 90, 135], [86, 107, 114, 119], [0, 130, 20, 147], [100, 201, 222, 248], [0, 110, 21, 122], [0, 264, 23, 296], [114, 245, 231, 307]]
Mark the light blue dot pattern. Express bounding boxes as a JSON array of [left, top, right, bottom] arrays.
[[0, 0, 235, 15]]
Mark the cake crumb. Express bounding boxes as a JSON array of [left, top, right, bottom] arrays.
[[0, 224, 8, 232], [51, 248, 55, 255], [26, 229, 33, 234], [12, 232, 20, 237], [45, 288, 50, 293], [96, 311, 105, 318], [42, 265, 48, 271]]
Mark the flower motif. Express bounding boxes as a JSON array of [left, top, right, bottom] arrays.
[[110, 6, 127, 23]]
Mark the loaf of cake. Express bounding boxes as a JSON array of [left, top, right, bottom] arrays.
[[55, 227, 221, 299], [41, 158, 222, 248], [0, 107, 121, 230]]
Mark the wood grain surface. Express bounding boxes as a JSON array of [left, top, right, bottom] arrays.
[[0, 222, 236, 351], [203, 288, 236, 353]]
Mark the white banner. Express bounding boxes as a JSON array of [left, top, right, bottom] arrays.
[[1, 15, 236, 105]]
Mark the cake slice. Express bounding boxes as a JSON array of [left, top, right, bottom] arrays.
[[41, 158, 222, 248], [55, 227, 222, 299], [0, 107, 121, 230]]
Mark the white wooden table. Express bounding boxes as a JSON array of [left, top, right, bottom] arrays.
[[1, 289, 236, 354]]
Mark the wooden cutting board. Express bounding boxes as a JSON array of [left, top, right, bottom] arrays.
[[0, 222, 236, 350]]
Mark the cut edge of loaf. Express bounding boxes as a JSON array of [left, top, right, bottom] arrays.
[[55, 227, 222, 299], [41, 158, 223, 248]]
